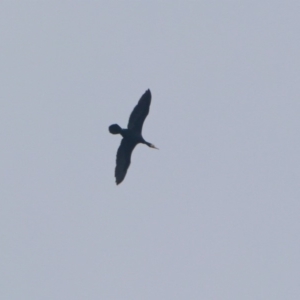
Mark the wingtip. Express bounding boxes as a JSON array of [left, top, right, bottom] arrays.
[[144, 89, 151, 99]]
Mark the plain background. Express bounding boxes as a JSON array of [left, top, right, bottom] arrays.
[[1, 2, 299, 299]]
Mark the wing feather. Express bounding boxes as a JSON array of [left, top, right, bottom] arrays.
[[115, 138, 137, 184], [127, 89, 151, 133]]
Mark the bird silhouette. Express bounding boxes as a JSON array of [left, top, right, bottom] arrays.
[[109, 89, 158, 185]]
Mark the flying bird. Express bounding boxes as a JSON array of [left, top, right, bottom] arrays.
[[109, 89, 158, 185]]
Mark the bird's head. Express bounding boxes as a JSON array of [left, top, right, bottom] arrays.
[[149, 143, 159, 150]]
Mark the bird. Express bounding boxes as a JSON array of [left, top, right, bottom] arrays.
[[109, 89, 158, 185]]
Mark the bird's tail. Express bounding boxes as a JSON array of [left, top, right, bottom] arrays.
[[109, 124, 122, 134]]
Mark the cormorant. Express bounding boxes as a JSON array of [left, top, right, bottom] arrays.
[[109, 89, 158, 185]]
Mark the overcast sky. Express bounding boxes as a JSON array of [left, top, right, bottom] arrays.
[[1, 2, 300, 299]]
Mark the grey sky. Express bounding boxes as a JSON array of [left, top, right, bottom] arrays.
[[1, 2, 299, 299]]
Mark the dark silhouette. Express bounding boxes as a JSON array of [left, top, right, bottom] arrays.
[[109, 89, 158, 185]]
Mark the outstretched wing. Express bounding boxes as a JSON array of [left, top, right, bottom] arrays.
[[115, 138, 137, 185], [127, 89, 151, 133]]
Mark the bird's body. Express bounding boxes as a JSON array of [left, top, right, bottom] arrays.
[[109, 89, 158, 185]]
